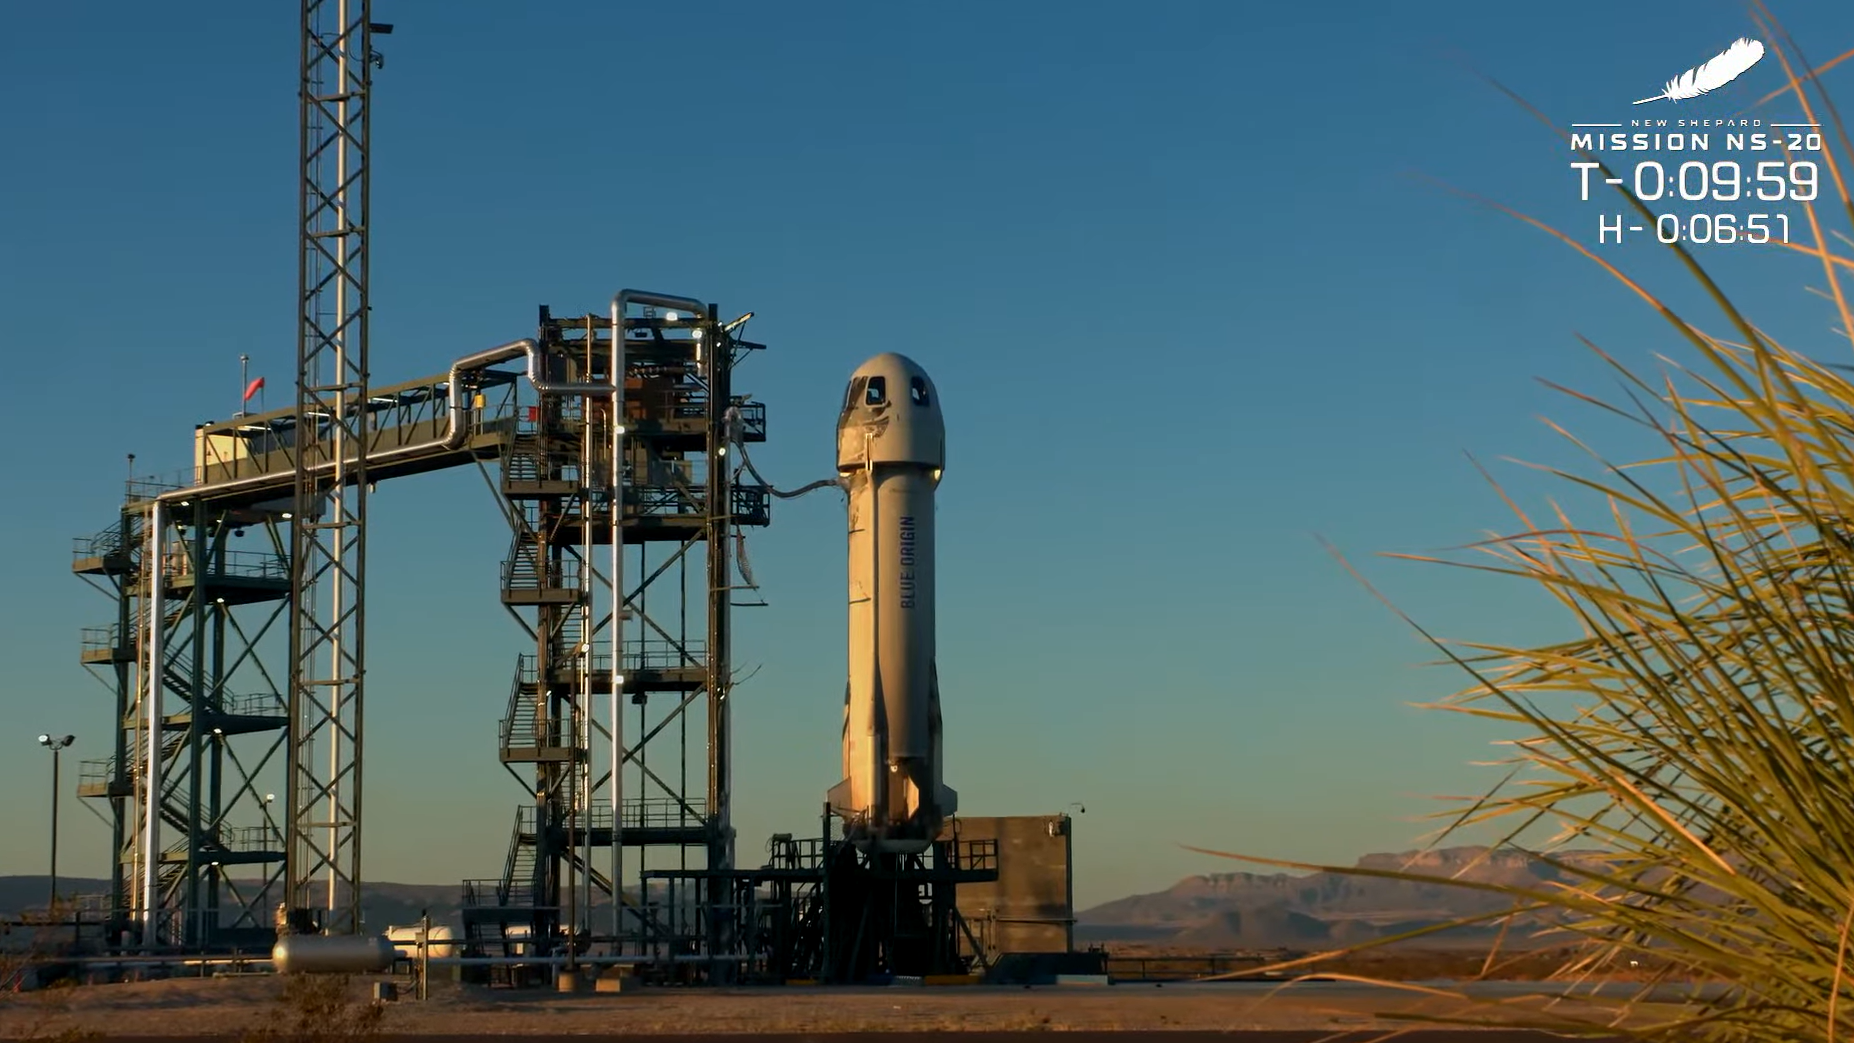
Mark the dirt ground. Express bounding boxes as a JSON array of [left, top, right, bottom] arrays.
[[0, 974, 1674, 1038], [1102, 944, 1669, 983]]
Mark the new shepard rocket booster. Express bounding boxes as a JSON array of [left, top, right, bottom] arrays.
[[827, 353, 957, 854]]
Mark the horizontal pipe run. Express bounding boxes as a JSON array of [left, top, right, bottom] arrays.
[[615, 289, 708, 320], [43, 953, 753, 968], [414, 954, 753, 967], [49, 955, 275, 967], [152, 305, 716, 509], [531, 290, 706, 395], [153, 339, 539, 507]]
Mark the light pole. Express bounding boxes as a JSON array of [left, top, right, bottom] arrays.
[[38, 734, 74, 908]]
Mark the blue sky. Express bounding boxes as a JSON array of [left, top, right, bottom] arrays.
[[2, 0, 1851, 910]]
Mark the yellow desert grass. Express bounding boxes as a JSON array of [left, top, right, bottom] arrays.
[[1191, 4, 1854, 1041]]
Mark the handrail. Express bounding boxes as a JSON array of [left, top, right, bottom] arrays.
[[73, 516, 143, 561], [500, 554, 582, 590], [80, 624, 127, 653], [77, 757, 117, 789], [164, 550, 289, 582], [161, 825, 283, 858], [123, 365, 526, 503], [511, 644, 707, 683], [506, 798, 700, 833], [217, 691, 286, 717], [499, 815, 525, 905]]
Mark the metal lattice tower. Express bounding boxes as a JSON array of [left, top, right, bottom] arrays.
[[287, 0, 378, 935], [76, 377, 527, 950], [460, 300, 771, 979], [74, 488, 295, 950]]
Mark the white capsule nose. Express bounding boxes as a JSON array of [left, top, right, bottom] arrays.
[[837, 354, 945, 473]]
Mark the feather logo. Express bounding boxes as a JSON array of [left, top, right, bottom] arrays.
[[1634, 37, 1766, 104]]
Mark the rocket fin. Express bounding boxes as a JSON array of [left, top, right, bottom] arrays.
[[901, 773, 922, 818], [827, 777, 854, 816], [928, 659, 954, 816]]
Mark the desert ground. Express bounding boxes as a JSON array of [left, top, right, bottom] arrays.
[[1101, 944, 1668, 984], [0, 970, 1682, 1039]]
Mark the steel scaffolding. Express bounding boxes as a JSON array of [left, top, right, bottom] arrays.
[[74, 372, 524, 948], [459, 299, 773, 981], [73, 503, 291, 949], [70, 297, 774, 958]]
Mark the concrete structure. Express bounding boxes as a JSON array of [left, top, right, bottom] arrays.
[[942, 815, 1076, 957]]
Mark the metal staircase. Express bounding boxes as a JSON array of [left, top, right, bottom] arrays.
[[506, 813, 541, 914], [501, 537, 579, 605], [460, 809, 553, 979], [498, 656, 586, 764]]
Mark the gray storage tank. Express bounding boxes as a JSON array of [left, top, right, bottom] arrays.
[[272, 934, 397, 975]]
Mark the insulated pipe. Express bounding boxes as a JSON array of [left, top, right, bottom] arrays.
[[152, 339, 541, 507], [147, 325, 716, 511], [530, 292, 700, 399], [142, 498, 165, 948], [617, 290, 706, 321]]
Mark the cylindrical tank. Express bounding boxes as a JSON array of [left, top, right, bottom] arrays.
[[272, 934, 397, 975], [827, 352, 958, 854], [385, 924, 458, 959]]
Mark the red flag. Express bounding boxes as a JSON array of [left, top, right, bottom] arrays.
[[243, 376, 266, 402]]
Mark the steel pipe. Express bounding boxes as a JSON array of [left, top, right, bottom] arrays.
[[142, 497, 164, 947], [151, 339, 541, 507], [53, 952, 750, 967]]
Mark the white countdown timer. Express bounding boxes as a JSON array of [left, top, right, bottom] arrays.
[[1573, 160, 1818, 203], [1635, 160, 1816, 202], [1652, 212, 1790, 243]]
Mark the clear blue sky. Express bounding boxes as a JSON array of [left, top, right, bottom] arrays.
[[2, 1, 1850, 910]]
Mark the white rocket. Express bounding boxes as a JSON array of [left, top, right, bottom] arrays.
[[827, 353, 958, 854]]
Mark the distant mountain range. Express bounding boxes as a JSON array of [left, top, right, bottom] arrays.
[[3, 846, 1600, 951], [1076, 846, 1603, 950]]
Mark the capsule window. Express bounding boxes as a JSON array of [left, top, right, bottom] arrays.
[[909, 376, 930, 406], [865, 376, 887, 406]]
